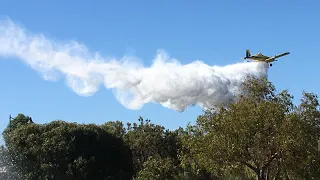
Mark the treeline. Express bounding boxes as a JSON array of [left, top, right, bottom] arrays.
[[0, 78, 319, 180]]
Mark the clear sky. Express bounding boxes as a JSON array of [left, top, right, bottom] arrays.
[[0, 0, 319, 144]]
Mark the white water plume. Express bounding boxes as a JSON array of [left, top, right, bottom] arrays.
[[0, 17, 269, 112]]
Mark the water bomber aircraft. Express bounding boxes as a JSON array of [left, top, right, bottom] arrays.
[[244, 49, 290, 67]]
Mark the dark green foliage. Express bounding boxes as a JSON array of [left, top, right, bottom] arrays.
[[5, 113, 33, 131], [3, 119, 133, 180], [136, 155, 178, 180], [0, 145, 21, 180], [103, 117, 181, 178]]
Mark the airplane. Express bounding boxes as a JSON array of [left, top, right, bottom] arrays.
[[244, 49, 290, 67]]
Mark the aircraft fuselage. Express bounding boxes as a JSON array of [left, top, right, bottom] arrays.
[[245, 54, 271, 62], [248, 55, 270, 60]]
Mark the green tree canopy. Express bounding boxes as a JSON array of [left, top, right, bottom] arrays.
[[3, 118, 134, 180], [102, 117, 181, 178], [1, 77, 319, 179], [179, 77, 320, 180]]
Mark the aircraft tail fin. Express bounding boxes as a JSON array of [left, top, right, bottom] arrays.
[[244, 49, 251, 59], [246, 50, 251, 57]]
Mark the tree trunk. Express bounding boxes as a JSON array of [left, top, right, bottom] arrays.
[[258, 175, 266, 180], [257, 169, 266, 180]]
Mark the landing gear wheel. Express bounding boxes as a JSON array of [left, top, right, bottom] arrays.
[[270, 64, 272, 67]]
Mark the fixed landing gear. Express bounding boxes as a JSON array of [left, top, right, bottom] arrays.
[[270, 63, 273, 67]]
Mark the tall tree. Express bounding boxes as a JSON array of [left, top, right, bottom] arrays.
[[180, 77, 320, 179]]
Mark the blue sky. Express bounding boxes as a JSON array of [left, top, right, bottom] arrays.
[[0, 0, 319, 144]]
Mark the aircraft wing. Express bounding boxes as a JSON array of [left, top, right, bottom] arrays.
[[265, 52, 290, 62], [274, 52, 290, 59]]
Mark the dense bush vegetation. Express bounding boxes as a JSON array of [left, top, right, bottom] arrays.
[[0, 77, 319, 179]]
